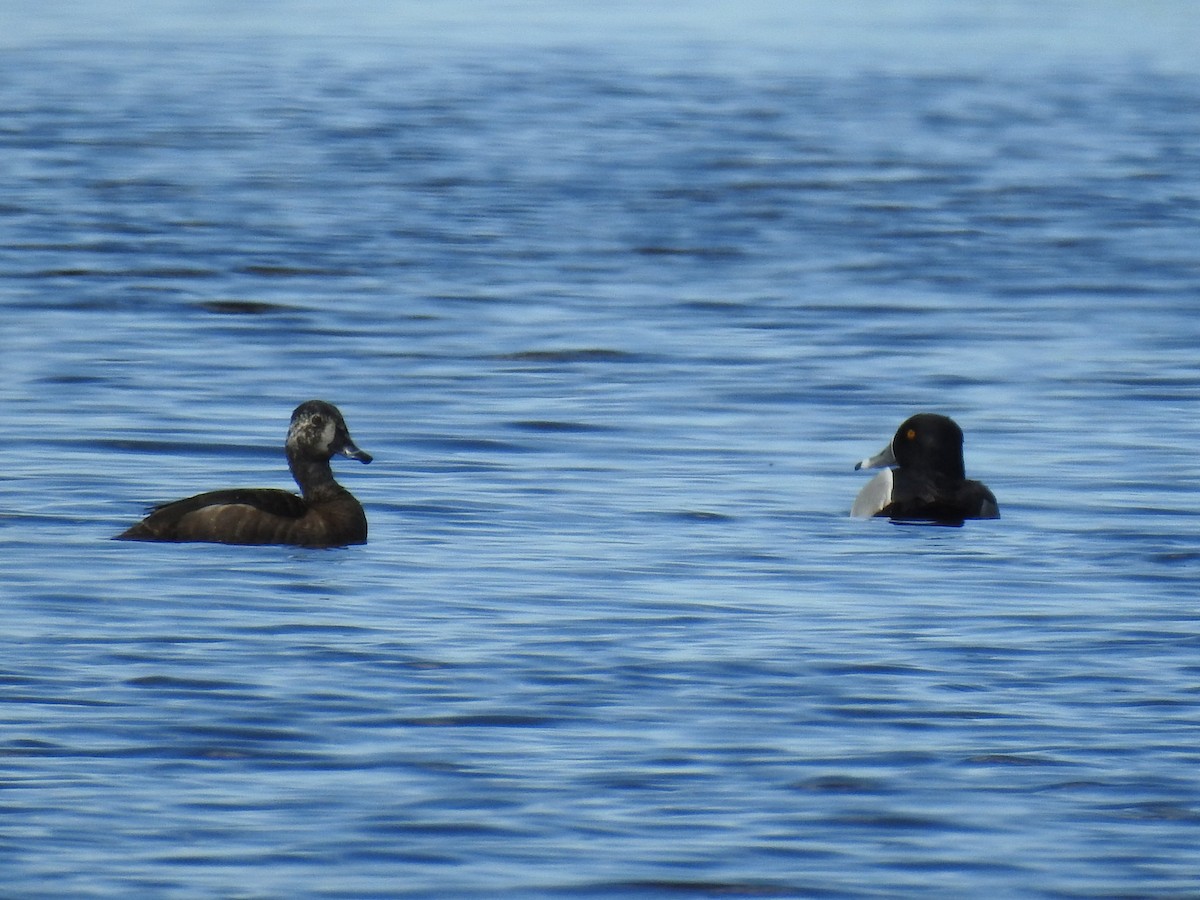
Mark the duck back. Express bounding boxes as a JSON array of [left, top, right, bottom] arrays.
[[116, 486, 368, 547]]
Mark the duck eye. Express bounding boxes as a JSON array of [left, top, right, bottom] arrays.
[[906, 428, 917, 440], [311, 415, 324, 428]]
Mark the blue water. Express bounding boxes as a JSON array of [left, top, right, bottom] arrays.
[[3, 3, 1200, 897]]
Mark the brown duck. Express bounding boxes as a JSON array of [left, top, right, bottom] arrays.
[[117, 400, 372, 547]]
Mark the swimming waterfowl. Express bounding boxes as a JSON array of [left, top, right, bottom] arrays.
[[116, 400, 372, 547], [851, 413, 998, 523]]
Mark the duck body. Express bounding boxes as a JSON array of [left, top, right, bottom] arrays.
[[117, 400, 371, 548], [851, 413, 998, 524]]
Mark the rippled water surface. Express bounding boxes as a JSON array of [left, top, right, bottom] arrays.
[[3, 3, 1200, 897]]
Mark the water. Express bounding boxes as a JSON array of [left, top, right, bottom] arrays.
[[3, 3, 1200, 897]]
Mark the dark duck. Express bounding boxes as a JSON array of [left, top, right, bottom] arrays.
[[851, 413, 998, 524], [117, 400, 372, 547]]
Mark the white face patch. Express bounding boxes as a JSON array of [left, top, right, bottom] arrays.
[[287, 414, 339, 455], [317, 420, 336, 452]]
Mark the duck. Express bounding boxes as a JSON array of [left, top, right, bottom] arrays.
[[116, 400, 372, 547], [851, 413, 998, 524]]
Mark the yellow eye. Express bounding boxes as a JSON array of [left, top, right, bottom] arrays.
[[906, 428, 917, 440]]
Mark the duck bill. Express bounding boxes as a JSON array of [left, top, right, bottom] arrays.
[[339, 440, 373, 464], [855, 442, 896, 471]]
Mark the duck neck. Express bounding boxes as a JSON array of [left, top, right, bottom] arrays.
[[920, 460, 965, 484], [288, 450, 345, 502]]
